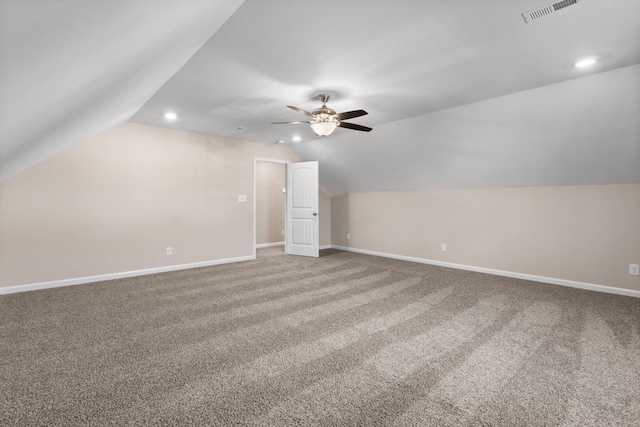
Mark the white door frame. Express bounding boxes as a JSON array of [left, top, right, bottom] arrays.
[[253, 157, 291, 258]]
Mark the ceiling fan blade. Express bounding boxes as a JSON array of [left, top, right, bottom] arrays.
[[271, 121, 312, 124], [338, 122, 372, 132], [287, 105, 315, 117], [336, 109, 368, 121]]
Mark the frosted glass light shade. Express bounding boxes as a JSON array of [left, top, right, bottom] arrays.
[[311, 121, 337, 136]]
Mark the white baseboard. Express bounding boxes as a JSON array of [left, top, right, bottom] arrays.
[[0, 255, 256, 295], [6, 247, 635, 298], [255, 243, 331, 250], [255, 242, 285, 248], [331, 245, 640, 298]]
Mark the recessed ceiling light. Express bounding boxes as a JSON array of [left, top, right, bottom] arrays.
[[292, 135, 301, 142], [574, 58, 596, 68], [164, 112, 177, 120]]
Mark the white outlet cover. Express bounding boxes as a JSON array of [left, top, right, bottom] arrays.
[[630, 264, 640, 276], [238, 195, 247, 202], [441, 243, 447, 251], [347, 233, 351, 240]]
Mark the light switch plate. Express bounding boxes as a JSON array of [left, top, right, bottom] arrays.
[[238, 195, 247, 202]]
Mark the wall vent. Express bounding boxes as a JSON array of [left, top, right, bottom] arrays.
[[522, 0, 583, 23]]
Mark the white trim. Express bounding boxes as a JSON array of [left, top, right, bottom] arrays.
[[0, 255, 255, 295], [331, 245, 640, 298], [256, 241, 285, 248], [319, 245, 332, 250]]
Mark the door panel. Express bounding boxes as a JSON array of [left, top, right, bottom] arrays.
[[286, 161, 319, 257]]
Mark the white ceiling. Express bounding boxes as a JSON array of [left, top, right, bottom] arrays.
[[2, 0, 639, 191]]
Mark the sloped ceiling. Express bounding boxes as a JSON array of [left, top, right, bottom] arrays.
[[294, 65, 640, 193], [0, 0, 244, 181], [2, 0, 639, 192]]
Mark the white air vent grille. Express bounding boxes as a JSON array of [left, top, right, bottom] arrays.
[[522, 0, 583, 23]]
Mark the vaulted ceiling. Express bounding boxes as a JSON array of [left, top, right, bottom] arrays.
[[0, 0, 244, 180], [2, 0, 639, 191]]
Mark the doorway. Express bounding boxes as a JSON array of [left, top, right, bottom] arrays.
[[253, 158, 289, 258], [253, 158, 320, 258]]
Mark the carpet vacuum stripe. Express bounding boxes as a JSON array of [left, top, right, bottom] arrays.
[[151, 281, 450, 414], [393, 301, 563, 425]]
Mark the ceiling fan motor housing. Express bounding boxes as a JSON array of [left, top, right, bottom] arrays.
[[313, 94, 337, 120], [313, 108, 338, 120]]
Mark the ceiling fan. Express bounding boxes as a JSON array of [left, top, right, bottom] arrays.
[[272, 94, 372, 136]]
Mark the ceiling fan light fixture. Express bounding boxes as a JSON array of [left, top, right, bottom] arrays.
[[273, 93, 371, 135], [311, 120, 337, 136]]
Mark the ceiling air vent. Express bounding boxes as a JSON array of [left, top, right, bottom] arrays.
[[522, 0, 583, 23]]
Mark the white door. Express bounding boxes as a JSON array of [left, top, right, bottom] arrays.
[[286, 161, 319, 257]]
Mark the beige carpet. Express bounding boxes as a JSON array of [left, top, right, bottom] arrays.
[[1, 247, 639, 426]]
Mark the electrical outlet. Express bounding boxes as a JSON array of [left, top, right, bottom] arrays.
[[441, 243, 447, 252], [630, 264, 640, 276], [347, 233, 351, 240], [281, 230, 285, 235], [166, 247, 173, 256]]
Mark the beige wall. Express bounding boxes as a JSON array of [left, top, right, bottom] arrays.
[[256, 162, 285, 245], [319, 188, 331, 247], [0, 123, 306, 287], [331, 184, 640, 292], [331, 193, 349, 247]]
